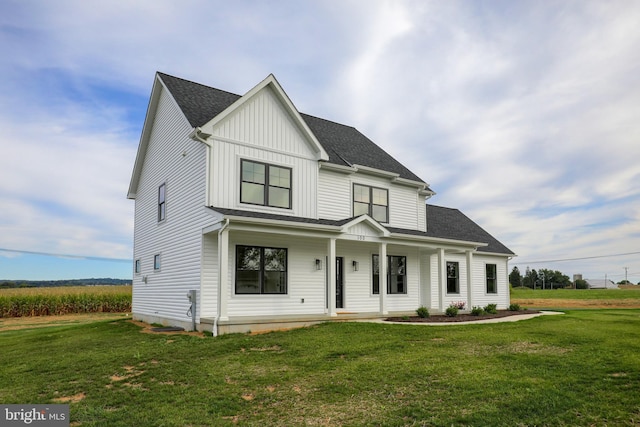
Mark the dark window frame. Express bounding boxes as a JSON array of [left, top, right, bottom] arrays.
[[240, 159, 292, 209], [153, 254, 161, 271], [235, 245, 288, 295], [447, 261, 459, 294], [353, 183, 389, 223], [486, 263, 497, 294], [158, 183, 166, 222], [134, 259, 141, 274], [372, 254, 407, 295]]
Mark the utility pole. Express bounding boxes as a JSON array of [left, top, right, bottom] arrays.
[[624, 267, 629, 284]]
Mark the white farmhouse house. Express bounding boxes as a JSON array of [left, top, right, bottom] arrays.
[[128, 72, 515, 335]]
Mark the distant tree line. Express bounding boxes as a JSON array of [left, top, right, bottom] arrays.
[[509, 266, 573, 289], [510, 267, 639, 289], [0, 278, 132, 289]]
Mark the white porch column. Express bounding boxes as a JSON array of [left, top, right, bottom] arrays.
[[327, 238, 337, 317], [466, 250, 474, 310], [218, 227, 229, 321], [379, 242, 387, 315], [437, 248, 446, 312]]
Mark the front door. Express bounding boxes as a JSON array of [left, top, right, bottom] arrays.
[[336, 257, 344, 309]]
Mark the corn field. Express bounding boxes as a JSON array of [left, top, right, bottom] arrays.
[[0, 286, 132, 317]]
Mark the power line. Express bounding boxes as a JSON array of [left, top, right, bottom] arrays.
[[0, 248, 130, 263], [515, 251, 640, 265]]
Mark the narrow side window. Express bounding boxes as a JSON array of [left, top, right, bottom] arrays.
[[158, 183, 166, 222], [134, 259, 141, 274], [154, 254, 161, 271]]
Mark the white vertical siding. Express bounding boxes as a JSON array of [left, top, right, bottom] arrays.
[[208, 142, 318, 218], [132, 86, 213, 324], [208, 86, 319, 218]]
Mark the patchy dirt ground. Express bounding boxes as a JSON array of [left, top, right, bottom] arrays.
[[0, 313, 130, 331]]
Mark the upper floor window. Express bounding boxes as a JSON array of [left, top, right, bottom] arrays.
[[486, 264, 497, 294], [158, 183, 166, 222], [353, 184, 388, 223], [447, 261, 459, 294], [134, 259, 141, 274], [236, 245, 288, 294], [154, 254, 161, 271], [372, 254, 407, 294], [241, 160, 291, 209]]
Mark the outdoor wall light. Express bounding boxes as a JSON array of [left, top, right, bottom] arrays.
[[315, 259, 322, 270], [352, 260, 359, 271]]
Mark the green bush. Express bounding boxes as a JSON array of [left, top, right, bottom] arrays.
[[471, 306, 484, 316], [484, 303, 498, 314], [445, 305, 459, 317], [508, 303, 521, 311], [416, 306, 430, 318]]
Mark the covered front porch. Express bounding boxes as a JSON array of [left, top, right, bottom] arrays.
[[199, 211, 486, 335]]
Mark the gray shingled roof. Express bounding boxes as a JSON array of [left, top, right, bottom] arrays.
[[158, 72, 428, 186], [423, 205, 514, 255], [209, 205, 514, 255]]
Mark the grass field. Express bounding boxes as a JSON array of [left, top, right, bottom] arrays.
[[511, 286, 640, 309], [0, 286, 131, 317], [1, 310, 639, 426]]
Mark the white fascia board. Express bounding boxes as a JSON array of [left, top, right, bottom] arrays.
[[352, 164, 400, 180], [388, 232, 488, 249], [127, 75, 163, 199], [319, 162, 357, 174], [222, 214, 341, 233], [199, 74, 330, 161]]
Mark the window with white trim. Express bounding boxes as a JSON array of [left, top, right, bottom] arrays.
[[158, 183, 166, 222], [447, 261, 459, 294], [240, 160, 291, 209], [236, 245, 288, 294], [486, 264, 497, 294], [372, 254, 406, 294], [353, 184, 388, 223]]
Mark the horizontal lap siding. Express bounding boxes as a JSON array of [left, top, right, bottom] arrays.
[[132, 87, 211, 323], [318, 170, 351, 219], [200, 233, 219, 319], [319, 172, 424, 231], [472, 255, 510, 309], [226, 232, 327, 317]]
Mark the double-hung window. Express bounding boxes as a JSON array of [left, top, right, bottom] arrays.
[[372, 255, 406, 294], [236, 245, 287, 294], [241, 160, 291, 209], [486, 264, 497, 294], [158, 183, 166, 222], [353, 184, 388, 223], [447, 261, 459, 294]]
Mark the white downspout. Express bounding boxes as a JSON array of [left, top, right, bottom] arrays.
[[214, 218, 230, 337]]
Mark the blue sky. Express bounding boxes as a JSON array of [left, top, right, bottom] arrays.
[[0, 0, 639, 283]]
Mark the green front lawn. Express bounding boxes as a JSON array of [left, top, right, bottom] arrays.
[[2, 311, 640, 426], [511, 286, 640, 300]]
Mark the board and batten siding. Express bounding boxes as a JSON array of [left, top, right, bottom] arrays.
[[132, 86, 213, 324], [208, 86, 320, 218]]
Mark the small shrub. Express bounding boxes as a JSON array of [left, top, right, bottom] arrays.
[[401, 315, 410, 321], [471, 306, 484, 316], [445, 305, 459, 317], [484, 303, 498, 314], [508, 303, 521, 311], [416, 306, 430, 318]]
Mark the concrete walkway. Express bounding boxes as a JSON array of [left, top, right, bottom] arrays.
[[358, 310, 564, 326]]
